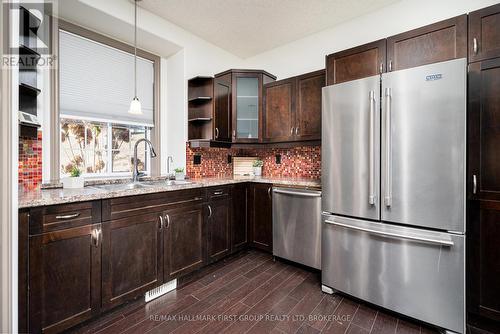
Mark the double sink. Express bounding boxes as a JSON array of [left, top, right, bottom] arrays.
[[91, 180, 194, 192]]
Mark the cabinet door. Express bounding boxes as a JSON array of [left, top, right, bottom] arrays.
[[214, 74, 231, 141], [232, 73, 261, 142], [326, 39, 386, 85], [101, 213, 162, 310], [263, 78, 295, 142], [207, 196, 232, 262], [295, 70, 325, 141], [29, 224, 101, 333], [387, 15, 466, 71], [164, 203, 205, 280], [468, 200, 500, 323], [468, 58, 500, 201], [249, 184, 273, 252], [469, 3, 500, 63], [232, 184, 248, 252]]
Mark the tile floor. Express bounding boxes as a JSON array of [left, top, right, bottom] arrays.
[[72, 250, 440, 334]]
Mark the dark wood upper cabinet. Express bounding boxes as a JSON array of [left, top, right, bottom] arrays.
[[326, 39, 386, 85], [207, 191, 232, 262], [469, 3, 500, 63], [231, 183, 248, 253], [263, 70, 324, 143], [214, 69, 276, 143], [213, 73, 232, 142], [101, 212, 162, 311], [295, 70, 325, 141], [468, 58, 500, 201], [248, 183, 273, 252], [29, 224, 101, 333], [163, 203, 206, 280], [387, 15, 467, 71], [263, 78, 296, 142]]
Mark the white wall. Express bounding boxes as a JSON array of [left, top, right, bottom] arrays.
[[244, 0, 499, 79]]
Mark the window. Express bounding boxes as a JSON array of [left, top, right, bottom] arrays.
[[57, 26, 159, 178], [60, 119, 150, 176]]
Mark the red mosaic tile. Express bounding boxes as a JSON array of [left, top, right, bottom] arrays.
[[19, 132, 42, 191], [186, 143, 321, 179]]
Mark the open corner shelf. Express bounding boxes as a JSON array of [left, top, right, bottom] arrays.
[[188, 76, 215, 142]]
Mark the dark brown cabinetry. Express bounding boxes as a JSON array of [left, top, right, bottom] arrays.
[[231, 183, 248, 252], [207, 189, 232, 262], [326, 40, 386, 85], [263, 70, 324, 143], [387, 15, 467, 72], [29, 223, 101, 333], [213, 73, 232, 142], [469, 3, 500, 63], [248, 183, 273, 252], [467, 34, 500, 331], [214, 69, 276, 143], [101, 212, 162, 311], [188, 76, 214, 142], [163, 203, 206, 280]]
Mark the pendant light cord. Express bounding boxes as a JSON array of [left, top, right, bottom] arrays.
[[134, 0, 137, 98]]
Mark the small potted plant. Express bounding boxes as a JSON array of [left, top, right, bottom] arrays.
[[252, 160, 263, 177], [174, 167, 185, 180], [62, 166, 84, 189]]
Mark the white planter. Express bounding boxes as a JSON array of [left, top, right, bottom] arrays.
[[62, 176, 85, 189], [175, 172, 185, 180], [253, 167, 262, 177]]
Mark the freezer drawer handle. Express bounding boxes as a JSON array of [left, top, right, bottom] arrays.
[[384, 87, 392, 207], [324, 219, 454, 247], [369, 90, 376, 205], [273, 189, 321, 197]]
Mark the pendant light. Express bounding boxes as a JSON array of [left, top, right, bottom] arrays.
[[128, 0, 142, 115]]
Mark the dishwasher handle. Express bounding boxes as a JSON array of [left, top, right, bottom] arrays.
[[273, 188, 321, 197]]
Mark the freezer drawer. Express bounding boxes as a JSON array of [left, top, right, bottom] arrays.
[[321, 214, 465, 333], [273, 187, 321, 269]]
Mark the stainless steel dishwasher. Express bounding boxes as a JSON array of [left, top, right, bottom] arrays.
[[272, 187, 321, 269]]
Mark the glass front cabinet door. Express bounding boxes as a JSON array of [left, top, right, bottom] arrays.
[[217, 70, 275, 143]]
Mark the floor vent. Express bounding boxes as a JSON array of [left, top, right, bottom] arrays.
[[145, 279, 177, 302]]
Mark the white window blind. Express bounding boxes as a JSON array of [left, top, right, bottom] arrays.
[[59, 29, 154, 127]]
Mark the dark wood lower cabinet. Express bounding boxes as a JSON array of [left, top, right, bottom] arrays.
[[163, 203, 206, 280], [231, 184, 248, 252], [248, 183, 273, 252], [207, 195, 232, 262], [101, 213, 162, 311], [468, 200, 500, 332], [28, 224, 101, 334]]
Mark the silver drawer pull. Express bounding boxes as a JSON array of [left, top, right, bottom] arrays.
[[473, 38, 478, 54], [213, 191, 223, 195], [55, 213, 80, 220], [325, 219, 453, 247], [273, 189, 321, 197]]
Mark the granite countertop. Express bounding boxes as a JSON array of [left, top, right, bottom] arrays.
[[19, 176, 321, 209]]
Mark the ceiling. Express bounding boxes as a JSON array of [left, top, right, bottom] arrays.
[[140, 0, 399, 58]]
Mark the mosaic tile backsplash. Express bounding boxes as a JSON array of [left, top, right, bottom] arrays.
[[186, 143, 321, 179], [19, 131, 43, 190]]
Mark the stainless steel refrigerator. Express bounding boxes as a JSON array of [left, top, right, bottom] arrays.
[[321, 58, 466, 334]]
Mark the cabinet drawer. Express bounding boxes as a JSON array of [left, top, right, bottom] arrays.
[[207, 186, 230, 199], [102, 188, 205, 221], [29, 201, 101, 235]]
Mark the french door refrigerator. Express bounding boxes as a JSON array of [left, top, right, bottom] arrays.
[[321, 58, 466, 334]]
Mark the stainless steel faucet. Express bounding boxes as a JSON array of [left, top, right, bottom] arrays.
[[167, 156, 174, 179], [132, 138, 157, 182]]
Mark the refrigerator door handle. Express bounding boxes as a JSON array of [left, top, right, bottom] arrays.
[[369, 90, 376, 205], [384, 87, 392, 207], [324, 219, 454, 247]]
